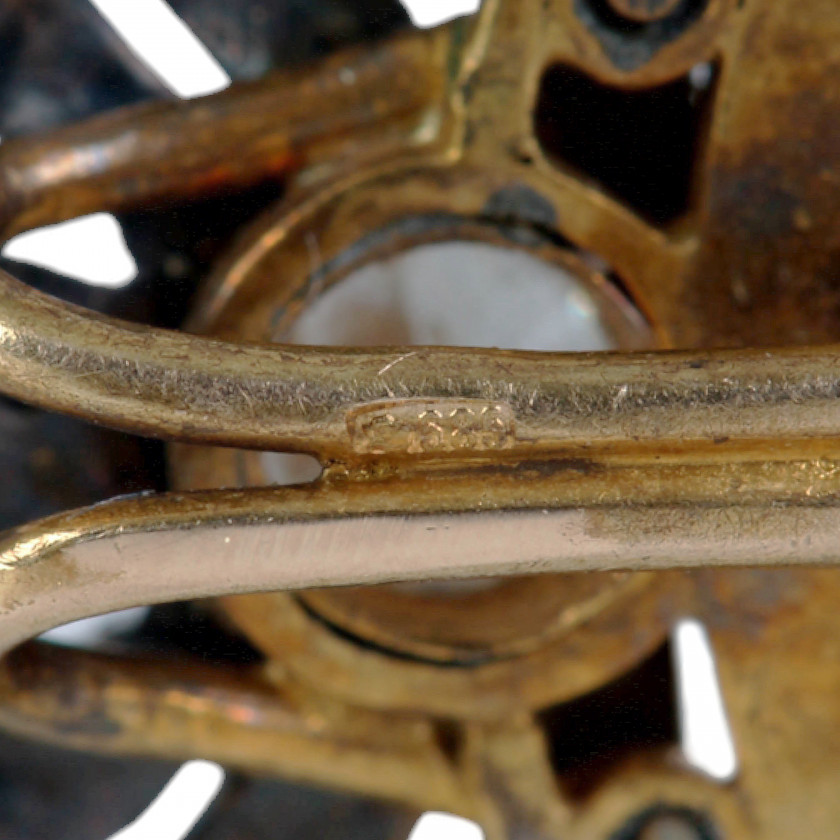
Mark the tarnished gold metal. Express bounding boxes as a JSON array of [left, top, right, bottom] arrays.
[[6, 271, 840, 461], [4, 455, 840, 650], [3, 0, 840, 836], [0, 31, 446, 239]]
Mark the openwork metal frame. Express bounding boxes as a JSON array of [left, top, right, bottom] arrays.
[[2, 1, 840, 836]]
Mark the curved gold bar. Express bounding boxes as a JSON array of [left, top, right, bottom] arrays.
[[3, 270, 840, 462], [2, 456, 840, 656], [0, 31, 445, 239], [0, 642, 465, 812]]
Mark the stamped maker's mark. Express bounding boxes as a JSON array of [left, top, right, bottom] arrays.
[[347, 399, 516, 455]]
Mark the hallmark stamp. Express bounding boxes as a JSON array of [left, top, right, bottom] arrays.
[[347, 399, 515, 455]]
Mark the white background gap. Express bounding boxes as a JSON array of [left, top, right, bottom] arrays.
[[673, 618, 739, 782]]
